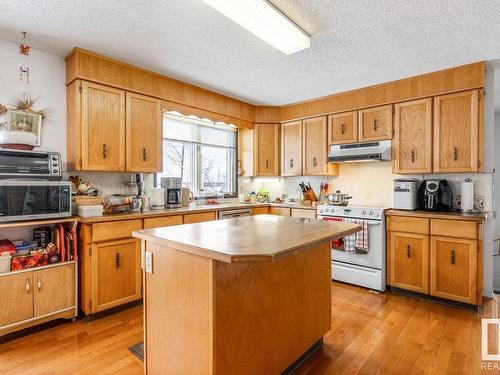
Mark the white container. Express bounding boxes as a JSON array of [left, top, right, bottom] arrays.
[[150, 187, 165, 210], [461, 179, 474, 212], [0, 253, 12, 274], [78, 205, 104, 217]]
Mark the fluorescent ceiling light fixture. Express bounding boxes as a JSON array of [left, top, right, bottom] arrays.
[[201, 0, 310, 55]]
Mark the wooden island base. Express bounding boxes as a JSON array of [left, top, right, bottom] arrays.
[[143, 240, 331, 375]]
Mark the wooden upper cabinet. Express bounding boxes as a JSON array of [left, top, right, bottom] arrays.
[[81, 81, 126, 171], [430, 236, 478, 304], [238, 127, 254, 177], [126, 92, 162, 172], [303, 116, 328, 175], [281, 120, 302, 176], [433, 90, 479, 172], [254, 124, 280, 176], [388, 232, 429, 294], [328, 111, 358, 145], [358, 105, 393, 142], [393, 98, 432, 174], [33, 264, 75, 317]]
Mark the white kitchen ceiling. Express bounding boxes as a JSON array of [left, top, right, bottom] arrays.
[[0, 0, 499, 107]]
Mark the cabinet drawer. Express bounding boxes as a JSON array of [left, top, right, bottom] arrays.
[[431, 219, 478, 239], [184, 212, 217, 224], [252, 207, 269, 215], [92, 219, 143, 242], [144, 215, 183, 229], [291, 208, 316, 219], [269, 207, 291, 216], [387, 216, 429, 234]]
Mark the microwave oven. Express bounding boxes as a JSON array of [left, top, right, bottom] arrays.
[[0, 180, 71, 222]]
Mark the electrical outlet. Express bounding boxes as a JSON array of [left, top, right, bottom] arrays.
[[145, 251, 153, 274]]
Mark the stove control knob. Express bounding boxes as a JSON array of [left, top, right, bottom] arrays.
[[361, 210, 366, 215], [367, 210, 373, 216]]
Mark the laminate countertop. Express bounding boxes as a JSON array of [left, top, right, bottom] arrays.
[[386, 209, 488, 222], [133, 214, 360, 263], [77, 201, 318, 224]]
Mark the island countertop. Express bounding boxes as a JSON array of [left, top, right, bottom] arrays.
[[133, 214, 360, 263]]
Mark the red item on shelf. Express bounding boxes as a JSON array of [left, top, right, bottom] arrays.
[[11, 251, 49, 271], [0, 239, 16, 255]]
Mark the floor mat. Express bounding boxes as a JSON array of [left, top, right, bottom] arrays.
[[129, 341, 144, 362]]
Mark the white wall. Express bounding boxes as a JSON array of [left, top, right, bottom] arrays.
[[494, 110, 500, 291], [0, 38, 66, 161]]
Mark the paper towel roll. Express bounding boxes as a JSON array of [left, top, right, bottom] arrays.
[[461, 181, 474, 212]]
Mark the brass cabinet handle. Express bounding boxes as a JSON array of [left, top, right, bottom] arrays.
[[143, 147, 148, 161], [411, 150, 415, 163], [373, 119, 378, 131], [25, 279, 31, 294], [116, 252, 121, 268], [450, 250, 456, 265], [265, 160, 269, 169], [37, 277, 42, 291], [341, 123, 346, 135], [289, 158, 293, 168], [406, 244, 411, 258], [453, 147, 458, 161], [103, 144, 109, 159], [312, 157, 317, 166]]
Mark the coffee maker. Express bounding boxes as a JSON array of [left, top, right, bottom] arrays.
[[161, 177, 182, 208], [417, 180, 453, 211]]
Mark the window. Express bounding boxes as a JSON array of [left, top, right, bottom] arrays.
[[156, 112, 237, 197]]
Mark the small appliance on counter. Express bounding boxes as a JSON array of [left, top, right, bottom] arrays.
[[161, 177, 182, 208], [0, 149, 62, 180], [393, 178, 418, 210], [150, 187, 165, 210], [417, 179, 453, 211]]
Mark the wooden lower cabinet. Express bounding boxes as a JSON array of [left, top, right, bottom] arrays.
[[388, 232, 429, 294], [269, 207, 291, 216], [0, 272, 33, 326], [143, 215, 183, 229], [0, 263, 77, 336], [33, 264, 75, 316], [430, 236, 478, 304], [91, 238, 142, 313], [291, 208, 316, 219], [184, 211, 217, 224], [252, 207, 269, 215]]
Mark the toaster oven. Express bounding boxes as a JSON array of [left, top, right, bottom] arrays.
[[0, 149, 62, 180]]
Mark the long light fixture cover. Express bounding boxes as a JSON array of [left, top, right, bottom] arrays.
[[201, 0, 310, 55]]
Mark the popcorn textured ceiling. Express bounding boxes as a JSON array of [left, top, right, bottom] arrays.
[[0, 0, 499, 107]]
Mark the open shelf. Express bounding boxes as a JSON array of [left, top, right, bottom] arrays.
[[0, 217, 78, 229]]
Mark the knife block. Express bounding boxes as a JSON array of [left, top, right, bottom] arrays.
[[302, 189, 318, 203]]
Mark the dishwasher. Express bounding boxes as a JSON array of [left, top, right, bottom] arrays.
[[218, 208, 252, 220]]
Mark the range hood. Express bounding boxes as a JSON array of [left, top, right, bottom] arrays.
[[328, 140, 391, 163]]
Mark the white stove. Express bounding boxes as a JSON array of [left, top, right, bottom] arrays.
[[317, 205, 388, 291]]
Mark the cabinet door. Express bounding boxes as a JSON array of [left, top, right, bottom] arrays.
[[430, 236, 478, 304], [254, 124, 280, 176], [281, 120, 302, 176], [358, 105, 393, 141], [184, 212, 217, 224], [433, 90, 479, 172], [92, 238, 141, 312], [303, 116, 328, 175], [126, 92, 162, 172], [268, 207, 291, 216], [393, 98, 432, 173], [238, 127, 254, 177], [388, 232, 429, 294], [0, 272, 33, 326], [81, 81, 126, 171], [33, 263, 75, 317], [328, 111, 358, 144]]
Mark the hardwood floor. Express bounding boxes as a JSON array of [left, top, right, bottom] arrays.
[[0, 281, 498, 374]]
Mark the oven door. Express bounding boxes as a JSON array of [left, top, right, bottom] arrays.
[[0, 181, 71, 222], [320, 216, 385, 270]]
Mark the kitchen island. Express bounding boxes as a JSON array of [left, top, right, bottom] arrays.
[[133, 214, 360, 375]]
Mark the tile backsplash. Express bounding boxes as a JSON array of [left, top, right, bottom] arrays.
[[239, 162, 494, 211], [64, 172, 155, 197]]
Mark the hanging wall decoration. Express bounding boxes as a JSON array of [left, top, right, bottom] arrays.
[[19, 31, 30, 84]]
